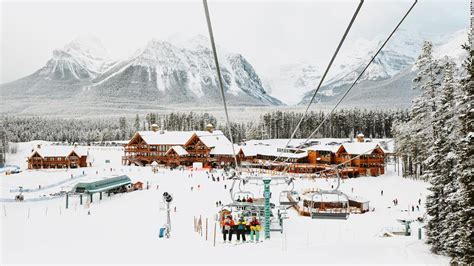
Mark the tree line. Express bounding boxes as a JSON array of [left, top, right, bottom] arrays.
[[0, 108, 406, 145], [392, 40, 472, 264]]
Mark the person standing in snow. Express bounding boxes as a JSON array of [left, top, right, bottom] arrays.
[[222, 216, 234, 243], [249, 216, 261, 243], [381, 190, 384, 196]]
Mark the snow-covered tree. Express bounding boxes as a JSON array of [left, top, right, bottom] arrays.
[[448, 41, 473, 265]]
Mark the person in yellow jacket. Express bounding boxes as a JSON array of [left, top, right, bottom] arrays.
[[235, 215, 247, 243], [249, 216, 262, 243]]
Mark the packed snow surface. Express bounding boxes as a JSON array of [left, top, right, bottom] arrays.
[[0, 142, 449, 264]]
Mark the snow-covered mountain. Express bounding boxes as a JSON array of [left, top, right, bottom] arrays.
[[1, 35, 282, 109], [88, 36, 281, 105], [265, 29, 468, 106], [39, 35, 113, 81]]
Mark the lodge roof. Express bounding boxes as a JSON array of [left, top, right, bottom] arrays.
[[135, 130, 230, 146], [166, 145, 189, 156], [30, 146, 88, 158], [305, 144, 340, 153], [339, 142, 383, 155]]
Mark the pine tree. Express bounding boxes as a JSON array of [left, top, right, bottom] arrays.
[[425, 60, 458, 254], [410, 41, 442, 177], [449, 41, 473, 265], [134, 114, 140, 131]]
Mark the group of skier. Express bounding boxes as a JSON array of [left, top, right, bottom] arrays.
[[221, 214, 262, 244]]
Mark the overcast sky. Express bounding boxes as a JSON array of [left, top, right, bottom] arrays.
[[0, 0, 469, 83]]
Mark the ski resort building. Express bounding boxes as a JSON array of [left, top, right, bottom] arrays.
[[122, 124, 236, 167], [27, 145, 88, 169], [334, 142, 385, 176], [239, 135, 386, 177]]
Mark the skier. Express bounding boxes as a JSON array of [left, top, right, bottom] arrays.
[[249, 216, 261, 243], [418, 198, 421, 205], [191, 186, 194, 192], [222, 216, 234, 243], [235, 215, 247, 244], [224, 184, 227, 190], [411, 205, 415, 212], [381, 190, 384, 196]]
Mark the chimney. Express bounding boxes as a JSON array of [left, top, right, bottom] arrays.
[[206, 123, 214, 133], [356, 133, 365, 143], [151, 124, 159, 132]]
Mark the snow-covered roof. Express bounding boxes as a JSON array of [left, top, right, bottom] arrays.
[[195, 131, 232, 148], [347, 195, 370, 203], [30, 146, 88, 158], [137, 131, 195, 145], [244, 138, 319, 148], [340, 142, 383, 155], [210, 144, 237, 155], [304, 193, 349, 203], [238, 145, 258, 157], [305, 144, 341, 153], [166, 146, 188, 156], [244, 144, 307, 159], [136, 130, 231, 147]]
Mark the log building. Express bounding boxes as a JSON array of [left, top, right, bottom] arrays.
[[27, 145, 88, 169], [122, 124, 235, 167]]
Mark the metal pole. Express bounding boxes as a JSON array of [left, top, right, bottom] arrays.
[[66, 193, 69, 209], [80, 194, 83, 205], [213, 221, 217, 247], [167, 201, 171, 232], [206, 218, 208, 241], [263, 177, 271, 240]]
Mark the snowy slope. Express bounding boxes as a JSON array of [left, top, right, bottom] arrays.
[[265, 29, 467, 106], [1, 141, 450, 264]]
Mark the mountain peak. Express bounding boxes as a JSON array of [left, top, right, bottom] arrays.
[[63, 35, 110, 61]]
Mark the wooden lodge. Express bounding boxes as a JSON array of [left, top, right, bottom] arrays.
[[304, 134, 385, 177], [239, 134, 386, 177], [122, 124, 236, 167], [123, 127, 386, 177], [28, 145, 88, 169]]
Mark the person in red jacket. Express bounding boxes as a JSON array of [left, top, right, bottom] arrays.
[[222, 215, 235, 243]]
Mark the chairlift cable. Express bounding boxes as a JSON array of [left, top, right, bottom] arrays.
[[202, 0, 240, 172], [281, 0, 418, 174], [271, 0, 364, 164]]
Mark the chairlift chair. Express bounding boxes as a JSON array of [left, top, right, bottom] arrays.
[[309, 190, 349, 220], [279, 190, 300, 206], [309, 170, 350, 220]]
